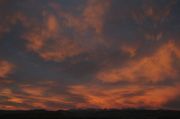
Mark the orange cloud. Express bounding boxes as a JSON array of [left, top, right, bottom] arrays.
[[96, 41, 180, 83], [132, 0, 176, 24], [143, 1, 175, 23], [24, 12, 86, 62], [0, 11, 29, 39], [14, 81, 73, 110], [20, 84, 47, 96], [0, 88, 12, 96], [0, 60, 14, 79], [0, 88, 26, 110], [0, 81, 72, 110], [23, 0, 111, 62], [46, 14, 59, 34], [20, 94, 70, 110], [62, 0, 110, 35], [39, 39, 84, 62], [0, 105, 26, 110], [120, 45, 137, 57], [82, 0, 110, 34], [7, 97, 24, 104], [69, 84, 180, 109], [131, 0, 176, 42], [144, 32, 163, 41]]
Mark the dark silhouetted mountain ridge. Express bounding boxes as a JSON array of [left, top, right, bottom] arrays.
[[0, 109, 179, 119]]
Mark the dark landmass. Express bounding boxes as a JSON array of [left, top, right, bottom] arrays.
[[0, 109, 180, 119]]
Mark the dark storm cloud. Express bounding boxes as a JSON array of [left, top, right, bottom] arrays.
[[0, 0, 179, 110]]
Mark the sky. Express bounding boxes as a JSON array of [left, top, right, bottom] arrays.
[[0, 0, 180, 110]]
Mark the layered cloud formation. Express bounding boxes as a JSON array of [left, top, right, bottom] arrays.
[[0, 0, 179, 110]]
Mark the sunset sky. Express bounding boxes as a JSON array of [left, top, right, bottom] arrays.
[[0, 0, 180, 110]]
